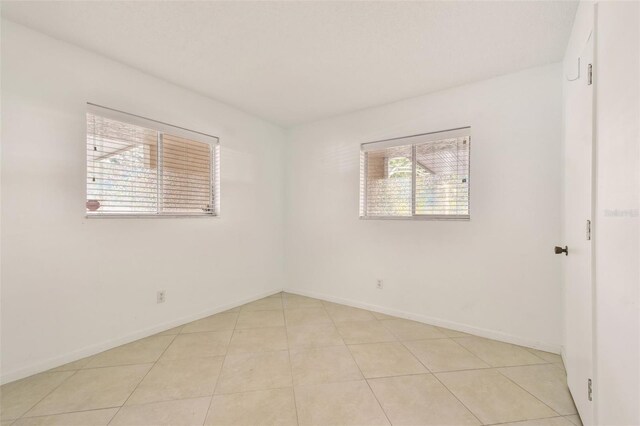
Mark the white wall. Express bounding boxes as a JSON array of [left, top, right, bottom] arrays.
[[593, 2, 640, 424], [285, 64, 564, 351], [0, 21, 286, 383]]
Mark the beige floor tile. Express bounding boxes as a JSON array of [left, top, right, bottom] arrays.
[[371, 311, 397, 320], [110, 397, 210, 426], [1, 372, 75, 420], [241, 297, 284, 311], [205, 388, 297, 426], [336, 321, 397, 344], [437, 326, 471, 338], [155, 326, 184, 336], [236, 310, 285, 329], [161, 331, 232, 361], [48, 356, 94, 372], [368, 374, 480, 425], [228, 327, 288, 354], [320, 301, 343, 309], [284, 308, 332, 327], [499, 417, 576, 426], [527, 348, 564, 364], [295, 380, 390, 426], [454, 337, 547, 367], [348, 342, 427, 378], [12, 408, 118, 426], [6, 296, 580, 426], [216, 351, 292, 394], [325, 305, 375, 322], [26, 364, 152, 417], [381, 319, 447, 340], [283, 294, 323, 309], [283, 293, 316, 300], [565, 414, 583, 426], [499, 364, 577, 415], [290, 345, 362, 386], [286, 324, 344, 349], [436, 369, 558, 424], [127, 356, 224, 405], [181, 312, 238, 334], [85, 335, 175, 368], [404, 339, 490, 372]]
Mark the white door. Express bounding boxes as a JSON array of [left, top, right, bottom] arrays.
[[562, 28, 595, 425]]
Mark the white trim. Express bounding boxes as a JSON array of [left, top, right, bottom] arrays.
[[0, 289, 281, 385], [85, 213, 219, 219], [284, 287, 561, 354], [87, 103, 219, 146], [359, 214, 470, 221], [86, 104, 220, 218], [361, 126, 470, 152], [2, 286, 561, 385]]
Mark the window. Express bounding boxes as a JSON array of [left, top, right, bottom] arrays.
[[86, 104, 219, 217], [360, 127, 470, 220]]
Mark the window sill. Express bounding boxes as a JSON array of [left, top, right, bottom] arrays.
[[85, 214, 219, 219], [359, 215, 470, 221]]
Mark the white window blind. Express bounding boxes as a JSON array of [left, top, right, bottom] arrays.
[[86, 104, 219, 217], [360, 127, 470, 220]]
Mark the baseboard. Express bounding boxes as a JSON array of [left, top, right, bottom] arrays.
[[284, 288, 562, 354], [2, 286, 561, 384], [0, 289, 282, 385]]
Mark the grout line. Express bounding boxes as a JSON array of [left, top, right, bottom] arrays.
[[362, 374, 393, 426], [395, 338, 485, 425], [451, 337, 552, 367], [563, 414, 583, 426], [429, 371, 485, 424], [15, 369, 80, 420], [522, 345, 562, 361], [207, 384, 294, 398], [18, 394, 225, 423], [15, 406, 123, 422], [8, 293, 568, 426], [364, 371, 433, 380], [436, 366, 564, 425], [178, 311, 239, 335], [323, 302, 393, 426], [202, 304, 241, 425], [486, 415, 571, 426], [5, 291, 281, 386], [106, 333, 179, 425], [17, 358, 213, 420], [495, 367, 564, 417], [283, 295, 302, 426]]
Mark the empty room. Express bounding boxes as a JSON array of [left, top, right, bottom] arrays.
[[1, 1, 638, 425]]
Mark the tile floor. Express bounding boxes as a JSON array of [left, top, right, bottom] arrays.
[[0, 293, 582, 426]]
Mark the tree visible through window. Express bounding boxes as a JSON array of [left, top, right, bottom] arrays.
[[86, 105, 219, 216], [359, 128, 470, 219]]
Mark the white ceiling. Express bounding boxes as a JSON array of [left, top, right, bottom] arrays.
[[2, 1, 577, 127]]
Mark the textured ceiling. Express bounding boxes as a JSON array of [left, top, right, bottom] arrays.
[[1, 1, 578, 127]]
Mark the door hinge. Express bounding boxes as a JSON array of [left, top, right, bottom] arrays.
[[588, 64, 593, 85], [588, 378, 593, 401], [586, 220, 591, 240]]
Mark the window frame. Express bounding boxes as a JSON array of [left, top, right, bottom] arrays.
[[359, 127, 471, 221], [85, 103, 220, 219]]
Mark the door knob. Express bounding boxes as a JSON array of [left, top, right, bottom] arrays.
[[554, 246, 568, 256]]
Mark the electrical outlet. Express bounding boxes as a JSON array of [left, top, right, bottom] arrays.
[[157, 291, 166, 304], [376, 279, 383, 289]]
